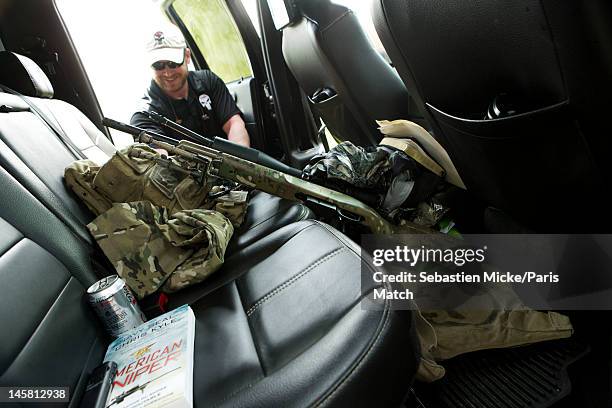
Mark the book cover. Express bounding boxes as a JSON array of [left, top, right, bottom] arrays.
[[103, 304, 195, 408]]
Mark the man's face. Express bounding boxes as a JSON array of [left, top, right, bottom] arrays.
[[152, 48, 191, 96]]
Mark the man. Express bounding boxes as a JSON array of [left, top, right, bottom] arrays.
[[131, 28, 250, 147]]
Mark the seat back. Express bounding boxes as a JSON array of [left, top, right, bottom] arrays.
[[0, 164, 106, 398], [0, 51, 116, 166], [0, 51, 116, 236], [373, 0, 610, 230], [282, 0, 418, 146]]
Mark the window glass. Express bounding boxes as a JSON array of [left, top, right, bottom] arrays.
[[56, 0, 171, 147], [240, 0, 260, 37], [173, 0, 252, 82]]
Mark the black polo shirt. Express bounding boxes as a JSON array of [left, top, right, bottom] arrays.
[[130, 70, 241, 140]]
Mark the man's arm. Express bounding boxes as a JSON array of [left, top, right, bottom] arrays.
[[222, 114, 250, 147]]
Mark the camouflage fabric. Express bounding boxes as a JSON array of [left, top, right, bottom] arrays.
[[204, 187, 249, 227], [415, 308, 573, 382], [64, 159, 113, 215], [93, 144, 210, 215], [303, 141, 445, 224], [405, 248, 573, 382], [64, 144, 249, 226], [303, 141, 390, 188], [88, 201, 233, 299]]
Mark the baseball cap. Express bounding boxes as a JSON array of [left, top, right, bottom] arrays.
[[146, 27, 186, 66]]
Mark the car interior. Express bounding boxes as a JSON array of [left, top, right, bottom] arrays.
[[0, 0, 611, 407]]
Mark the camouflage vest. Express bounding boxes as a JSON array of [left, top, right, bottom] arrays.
[[64, 144, 248, 227], [65, 144, 249, 296]]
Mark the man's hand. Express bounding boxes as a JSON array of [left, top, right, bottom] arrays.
[[222, 114, 250, 147]]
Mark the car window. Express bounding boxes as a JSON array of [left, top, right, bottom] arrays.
[[240, 0, 260, 37], [56, 0, 172, 148], [172, 0, 253, 83]]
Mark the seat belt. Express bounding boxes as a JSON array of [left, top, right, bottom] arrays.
[[0, 84, 86, 160]]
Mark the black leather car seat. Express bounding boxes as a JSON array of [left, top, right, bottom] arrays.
[[0, 160, 420, 406], [0, 50, 421, 404], [282, 0, 421, 146], [0, 51, 314, 252], [372, 0, 609, 231]]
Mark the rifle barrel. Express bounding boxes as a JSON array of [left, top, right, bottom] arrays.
[[141, 112, 303, 178], [103, 118, 182, 146], [144, 111, 212, 146], [103, 118, 141, 136]]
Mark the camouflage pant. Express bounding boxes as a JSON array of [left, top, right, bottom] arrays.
[[64, 144, 248, 227], [88, 201, 234, 299]]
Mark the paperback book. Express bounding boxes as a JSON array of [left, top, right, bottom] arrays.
[[103, 304, 195, 408]]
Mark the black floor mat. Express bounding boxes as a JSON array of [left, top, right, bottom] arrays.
[[415, 339, 589, 408]]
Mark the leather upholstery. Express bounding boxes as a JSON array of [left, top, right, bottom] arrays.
[[169, 220, 419, 407], [0, 166, 105, 400], [282, 0, 418, 146], [228, 190, 313, 254], [0, 51, 54, 98], [0, 161, 419, 406], [372, 0, 607, 231]]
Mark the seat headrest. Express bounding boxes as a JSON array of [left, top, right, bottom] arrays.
[[0, 51, 54, 98]]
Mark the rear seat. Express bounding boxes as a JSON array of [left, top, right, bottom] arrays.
[[0, 51, 420, 405], [0, 50, 313, 254], [0, 163, 419, 406]]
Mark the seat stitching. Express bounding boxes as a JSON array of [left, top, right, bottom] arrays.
[[311, 221, 384, 281], [319, 10, 352, 34], [181, 223, 319, 307], [310, 220, 362, 259], [246, 247, 344, 317]]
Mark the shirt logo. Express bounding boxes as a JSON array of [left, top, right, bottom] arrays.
[[199, 94, 212, 111]]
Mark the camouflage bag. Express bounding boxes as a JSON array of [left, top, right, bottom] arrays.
[[204, 187, 249, 227], [64, 159, 113, 215], [92, 144, 210, 215], [64, 144, 249, 226], [88, 201, 233, 299], [303, 141, 391, 189], [303, 141, 445, 226]]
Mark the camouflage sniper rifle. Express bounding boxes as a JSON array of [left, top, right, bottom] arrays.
[[102, 114, 431, 235]]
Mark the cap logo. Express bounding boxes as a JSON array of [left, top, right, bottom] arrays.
[[153, 31, 165, 44]]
